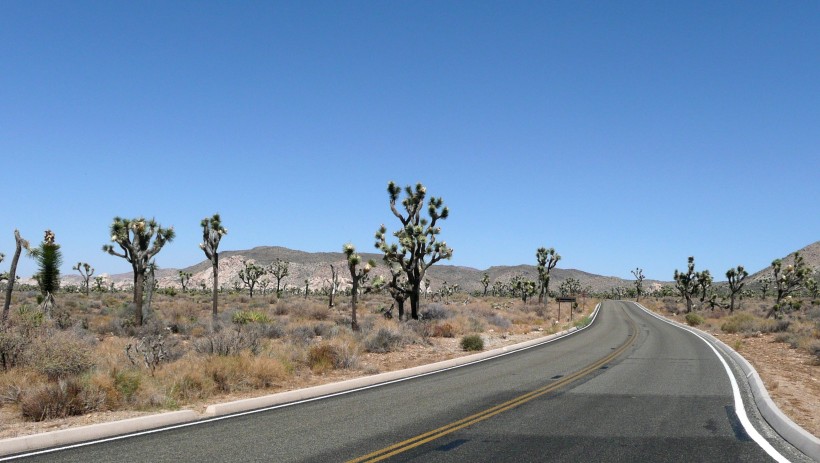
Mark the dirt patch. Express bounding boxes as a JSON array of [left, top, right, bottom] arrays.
[[712, 331, 819, 437]]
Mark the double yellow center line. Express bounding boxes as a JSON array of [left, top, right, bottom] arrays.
[[347, 308, 638, 462]]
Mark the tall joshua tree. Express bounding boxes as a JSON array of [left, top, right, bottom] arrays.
[[200, 214, 226, 320], [536, 247, 560, 304], [767, 252, 811, 319], [269, 258, 289, 298], [673, 256, 699, 313], [726, 265, 748, 313], [31, 230, 63, 316], [343, 244, 375, 331], [2, 230, 30, 325], [178, 271, 192, 293], [375, 182, 453, 320], [103, 217, 175, 326], [73, 262, 94, 296], [631, 268, 645, 302], [696, 270, 713, 303], [481, 273, 490, 297]]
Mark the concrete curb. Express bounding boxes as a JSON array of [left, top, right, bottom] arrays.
[[0, 305, 599, 458], [0, 410, 198, 457], [635, 303, 820, 461]]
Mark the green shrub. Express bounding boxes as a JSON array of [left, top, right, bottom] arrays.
[[574, 316, 592, 328], [685, 313, 704, 327], [231, 310, 271, 325], [460, 335, 484, 351]]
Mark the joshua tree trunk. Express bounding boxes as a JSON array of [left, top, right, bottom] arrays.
[[133, 269, 144, 326], [212, 257, 219, 320], [2, 231, 27, 326], [350, 277, 359, 331]]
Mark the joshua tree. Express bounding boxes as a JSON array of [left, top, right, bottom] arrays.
[[384, 263, 410, 320], [238, 260, 265, 298], [3, 231, 30, 325], [536, 247, 560, 304], [73, 262, 94, 296], [767, 253, 811, 318], [806, 276, 818, 299], [515, 279, 537, 303], [375, 182, 452, 320], [30, 230, 63, 316], [328, 264, 340, 308], [673, 256, 699, 313], [631, 268, 645, 302], [559, 277, 582, 297], [269, 258, 290, 298], [93, 276, 106, 292], [725, 265, 748, 313], [178, 271, 192, 293], [303, 279, 310, 299], [696, 269, 713, 303], [102, 217, 175, 326], [481, 272, 490, 297], [344, 243, 375, 331], [200, 213, 227, 320]]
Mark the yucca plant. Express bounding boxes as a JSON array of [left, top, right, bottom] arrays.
[[536, 247, 560, 304], [200, 213, 226, 319]]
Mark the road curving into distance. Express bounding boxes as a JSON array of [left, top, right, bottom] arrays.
[[3, 301, 815, 462]]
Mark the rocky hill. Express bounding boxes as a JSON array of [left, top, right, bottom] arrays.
[[62, 246, 638, 294], [747, 241, 820, 284]]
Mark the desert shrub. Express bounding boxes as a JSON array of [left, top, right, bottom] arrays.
[[467, 317, 485, 333], [289, 325, 316, 345], [309, 306, 330, 321], [421, 304, 451, 320], [773, 332, 800, 349], [203, 354, 287, 393], [193, 329, 261, 356], [485, 314, 511, 329], [721, 313, 758, 334], [307, 344, 339, 373], [112, 368, 142, 404], [807, 340, 820, 365], [20, 378, 105, 421], [364, 328, 405, 353], [0, 330, 29, 369], [460, 335, 484, 351], [761, 319, 791, 333], [24, 331, 94, 380], [312, 322, 338, 338], [403, 320, 431, 341], [247, 322, 285, 339], [685, 313, 704, 327], [273, 303, 289, 316], [232, 310, 271, 325], [431, 322, 456, 338]]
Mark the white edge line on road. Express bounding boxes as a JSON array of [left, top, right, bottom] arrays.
[[1, 304, 602, 461], [633, 302, 790, 463]]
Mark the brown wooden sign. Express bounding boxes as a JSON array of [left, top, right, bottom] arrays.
[[556, 297, 576, 303]]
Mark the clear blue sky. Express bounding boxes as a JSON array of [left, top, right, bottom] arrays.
[[1, 1, 818, 281]]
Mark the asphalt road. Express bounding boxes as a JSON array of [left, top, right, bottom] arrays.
[[7, 301, 813, 462]]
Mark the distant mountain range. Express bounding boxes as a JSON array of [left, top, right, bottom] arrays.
[[55, 241, 819, 294]]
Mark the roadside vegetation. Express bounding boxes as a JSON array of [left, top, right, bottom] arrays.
[[0, 181, 598, 431], [0, 289, 594, 424]]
